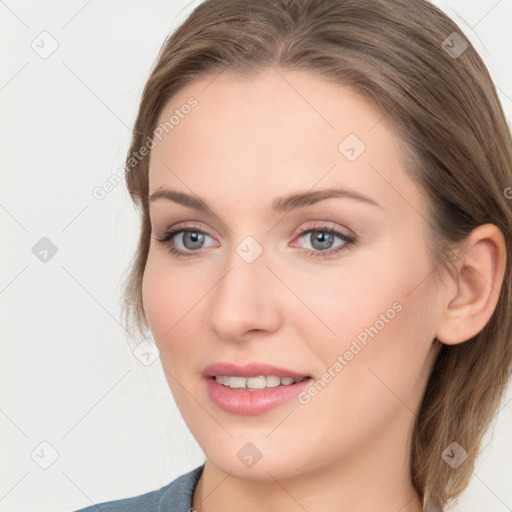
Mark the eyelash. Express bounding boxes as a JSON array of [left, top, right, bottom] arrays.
[[154, 222, 356, 260]]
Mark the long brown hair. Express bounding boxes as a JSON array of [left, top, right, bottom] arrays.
[[120, 0, 512, 509]]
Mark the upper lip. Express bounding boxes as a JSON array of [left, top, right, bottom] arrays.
[[202, 362, 310, 379]]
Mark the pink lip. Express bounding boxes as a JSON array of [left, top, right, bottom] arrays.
[[202, 362, 312, 415], [202, 362, 310, 379]]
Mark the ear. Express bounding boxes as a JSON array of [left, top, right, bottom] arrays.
[[435, 223, 507, 345]]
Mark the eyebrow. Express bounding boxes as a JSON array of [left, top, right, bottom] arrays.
[[149, 187, 383, 213]]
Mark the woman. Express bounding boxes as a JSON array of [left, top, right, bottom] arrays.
[[75, 0, 512, 510]]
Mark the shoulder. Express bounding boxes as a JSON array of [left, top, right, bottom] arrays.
[[73, 464, 204, 512]]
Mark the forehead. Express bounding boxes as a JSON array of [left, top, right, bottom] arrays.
[[148, 67, 425, 221]]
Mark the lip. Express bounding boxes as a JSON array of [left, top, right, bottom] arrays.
[[202, 362, 310, 379], [202, 362, 312, 415]]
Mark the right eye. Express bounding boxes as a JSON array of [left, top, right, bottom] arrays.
[[155, 226, 217, 258]]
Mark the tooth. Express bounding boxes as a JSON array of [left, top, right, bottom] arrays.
[[229, 376, 246, 388], [215, 375, 305, 388], [246, 376, 267, 389], [266, 376, 281, 388]]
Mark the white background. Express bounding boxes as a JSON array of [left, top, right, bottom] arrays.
[[1, 1, 511, 511]]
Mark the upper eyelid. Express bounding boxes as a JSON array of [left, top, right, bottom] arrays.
[[163, 220, 348, 236]]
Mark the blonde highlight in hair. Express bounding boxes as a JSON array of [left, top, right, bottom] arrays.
[[120, 0, 512, 509]]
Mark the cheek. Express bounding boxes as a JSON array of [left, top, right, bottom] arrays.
[[141, 254, 207, 370], [291, 277, 438, 465], [310, 251, 439, 420], [305, 234, 436, 378], [141, 256, 190, 349], [282, 258, 408, 353], [142, 260, 169, 339]]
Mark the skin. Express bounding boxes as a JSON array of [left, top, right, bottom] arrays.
[[142, 66, 507, 512]]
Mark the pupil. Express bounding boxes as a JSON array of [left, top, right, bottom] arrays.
[[184, 231, 204, 249], [312, 231, 333, 250]]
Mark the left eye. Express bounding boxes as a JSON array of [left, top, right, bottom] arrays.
[[292, 226, 356, 259]]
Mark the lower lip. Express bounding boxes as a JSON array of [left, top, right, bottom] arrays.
[[204, 377, 312, 415]]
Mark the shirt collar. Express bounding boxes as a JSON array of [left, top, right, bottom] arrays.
[[158, 464, 205, 512]]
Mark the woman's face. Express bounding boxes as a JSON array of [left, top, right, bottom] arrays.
[[143, 67, 444, 481]]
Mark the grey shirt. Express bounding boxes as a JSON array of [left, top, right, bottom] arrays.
[[73, 464, 204, 512]]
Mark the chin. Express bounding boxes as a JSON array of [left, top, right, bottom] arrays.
[[200, 436, 320, 482]]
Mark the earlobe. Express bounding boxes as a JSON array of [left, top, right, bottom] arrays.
[[435, 223, 507, 346]]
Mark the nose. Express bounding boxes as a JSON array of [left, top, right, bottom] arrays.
[[207, 246, 283, 342]]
